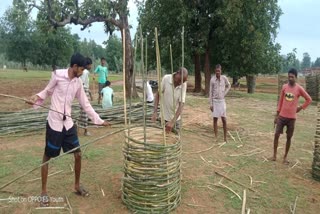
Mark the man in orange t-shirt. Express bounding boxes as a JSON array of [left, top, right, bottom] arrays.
[[271, 68, 312, 164]]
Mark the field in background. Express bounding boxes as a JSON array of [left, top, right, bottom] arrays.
[[0, 70, 320, 213]]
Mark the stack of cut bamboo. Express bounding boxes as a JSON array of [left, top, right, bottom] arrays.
[[0, 103, 155, 136], [312, 102, 320, 181], [305, 74, 320, 102]]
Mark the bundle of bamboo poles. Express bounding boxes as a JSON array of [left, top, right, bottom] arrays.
[[312, 102, 320, 181], [122, 127, 181, 213], [305, 74, 320, 102], [0, 103, 155, 136]]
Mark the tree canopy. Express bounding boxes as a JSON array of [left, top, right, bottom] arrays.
[[139, 0, 283, 94]]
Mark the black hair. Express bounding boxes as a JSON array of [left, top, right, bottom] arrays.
[[288, 68, 298, 78], [106, 80, 111, 86], [215, 64, 221, 69], [85, 57, 92, 68], [70, 53, 86, 67], [101, 57, 106, 61]]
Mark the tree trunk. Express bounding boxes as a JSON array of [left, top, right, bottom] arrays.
[[194, 52, 202, 92], [312, 103, 320, 181], [204, 48, 211, 96], [121, 17, 138, 99], [246, 74, 256, 94], [232, 76, 239, 85]]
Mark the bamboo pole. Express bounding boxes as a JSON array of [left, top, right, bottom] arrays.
[[145, 36, 148, 75], [170, 44, 176, 131], [129, 33, 139, 138], [155, 27, 166, 145], [0, 129, 125, 190], [140, 26, 146, 143], [122, 28, 127, 127], [181, 26, 184, 67], [180, 26, 185, 137]]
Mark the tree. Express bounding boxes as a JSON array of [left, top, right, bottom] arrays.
[[31, 27, 75, 67], [281, 49, 300, 72], [139, 0, 222, 94], [217, 0, 282, 93], [1, 0, 35, 69], [301, 52, 311, 70], [313, 57, 320, 68], [139, 0, 282, 94], [28, 0, 137, 98], [105, 35, 122, 72]]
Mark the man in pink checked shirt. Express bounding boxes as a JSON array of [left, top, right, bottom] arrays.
[[27, 53, 109, 207], [272, 68, 312, 165]]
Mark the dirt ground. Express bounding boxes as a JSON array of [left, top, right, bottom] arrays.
[[0, 73, 320, 213]]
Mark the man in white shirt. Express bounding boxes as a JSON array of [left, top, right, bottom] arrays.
[[151, 67, 188, 133], [209, 64, 231, 142], [101, 81, 114, 109], [79, 57, 92, 136], [146, 81, 154, 103]]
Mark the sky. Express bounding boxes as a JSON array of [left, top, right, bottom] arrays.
[[1, 0, 319, 61]]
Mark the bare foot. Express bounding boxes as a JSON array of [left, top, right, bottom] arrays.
[[283, 159, 290, 165], [268, 156, 276, 161]]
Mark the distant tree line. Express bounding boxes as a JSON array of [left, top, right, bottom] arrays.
[[280, 49, 320, 72], [0, 1, 122, 71]]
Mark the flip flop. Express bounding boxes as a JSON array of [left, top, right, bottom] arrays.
[[40, 193, 50, 207], [75, 185, 90, 197]]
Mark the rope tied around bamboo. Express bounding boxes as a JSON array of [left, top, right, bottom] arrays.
[[122, 127, 181, 213]]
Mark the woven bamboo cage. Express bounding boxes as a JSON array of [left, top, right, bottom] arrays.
[[122, 126, 181, 213]]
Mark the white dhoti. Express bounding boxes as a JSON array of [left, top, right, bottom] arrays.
[[212, 99, 226, 118]]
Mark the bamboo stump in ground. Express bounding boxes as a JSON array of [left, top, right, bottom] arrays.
[[122, 127, 181, 213], [312, 103, 320, 181]]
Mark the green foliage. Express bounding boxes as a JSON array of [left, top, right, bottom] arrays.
[[105, 35, 122, 72], [312, 57, 320, 68], [217, 0, 282, 77], [139, 0, 282, 78], [1, 0, 35, 66], [0, 0, 109, 69], [301, 52, 311, 70], [139, 0, 193, 73], [281, 48, 300, 72]]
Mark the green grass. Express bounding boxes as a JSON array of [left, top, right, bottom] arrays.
[[229, 91, 278, 102], [0, 69, 123, 82], [0, 69, 51, 80]]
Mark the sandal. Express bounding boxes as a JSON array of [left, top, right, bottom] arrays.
[[75, 185, 90, 197], [40, 193, 50, 207]]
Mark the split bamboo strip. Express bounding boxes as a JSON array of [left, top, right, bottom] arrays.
[[241, 190, 247, 214]]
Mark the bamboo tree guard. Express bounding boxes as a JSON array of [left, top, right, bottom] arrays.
[[121, 27, 182, 213]]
